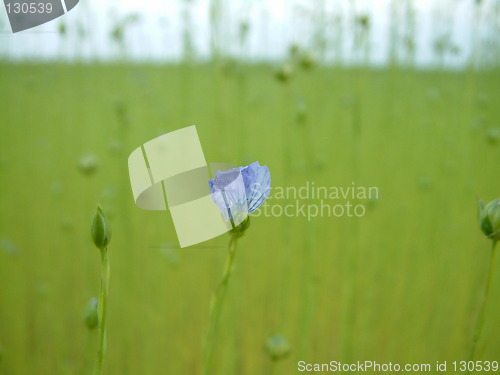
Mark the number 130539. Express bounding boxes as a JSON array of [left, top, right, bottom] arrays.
[[6, 3, 53, 14]]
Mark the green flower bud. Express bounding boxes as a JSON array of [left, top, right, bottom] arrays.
[[357, 15, 370, 28], [78, 153, 99, 176], [1, 237, 18, 256], [275, 64, 292, 83], [479, 199, 500, 242], [486, 128, 499, 145], [36, 283, 49, 298], [61, 216, 75, 232], [239, 21, 250, 42], [160, 241, 180, 268], [299, 52, 316, 70], [288, 43, 300, 59], [91, 205, 112, 251], [84, 297, 99, 330], [58, 22, 66, 36], [295, 98, 307, 124], [264, 334, 291, 361]]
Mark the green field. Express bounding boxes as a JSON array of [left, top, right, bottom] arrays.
[[0, 63, 499, 374]]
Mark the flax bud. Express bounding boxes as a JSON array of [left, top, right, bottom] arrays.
[[91, 205, 112, 251]]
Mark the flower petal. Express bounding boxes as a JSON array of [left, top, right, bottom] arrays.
[[209, 168, 248, 222], [241, 162, 271, 212], [209, 162, 270, 220]]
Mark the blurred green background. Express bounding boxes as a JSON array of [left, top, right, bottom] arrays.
[[0, 0, 499, 374]]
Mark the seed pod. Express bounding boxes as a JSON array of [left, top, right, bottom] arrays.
[[58, 22, 66, 36], [275, 64, 292, 83], [84, 297, 99, 330], [288, 43, 300, 59], [357, 15, 370, 28], [264, 334, 291, 361], [486, 128, 499, 145], [160, 241, 180, 268], [299, 52, 316, 70], [295, 98, 307, 124], [78, 153, 98, 176], [479, 199, 500, 242], [91, 205, 112, 251]]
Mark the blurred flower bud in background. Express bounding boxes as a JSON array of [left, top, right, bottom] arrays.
[[264, 334, 291, 361], [84, 297, 99, 330], [275, 64, 292, 83], [479, 199, 500, 242], [78, 153, 99, 176]]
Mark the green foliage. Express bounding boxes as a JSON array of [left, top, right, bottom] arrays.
[[0, 63, 499, 374]]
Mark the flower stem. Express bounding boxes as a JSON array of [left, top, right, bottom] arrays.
[[468, 240, 497, 364], [203, 234, 238, 375], [270, 361, 277, 375], [93, 248, 110, 375]]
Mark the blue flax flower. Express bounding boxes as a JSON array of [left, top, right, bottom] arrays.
[[209, 162, 271, 225]]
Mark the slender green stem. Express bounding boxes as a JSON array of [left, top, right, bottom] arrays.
[[469, 241, 497, 364], [270, 361, 277, 375], [93, 248, 110, 375], [203, 234, 238, 375]]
